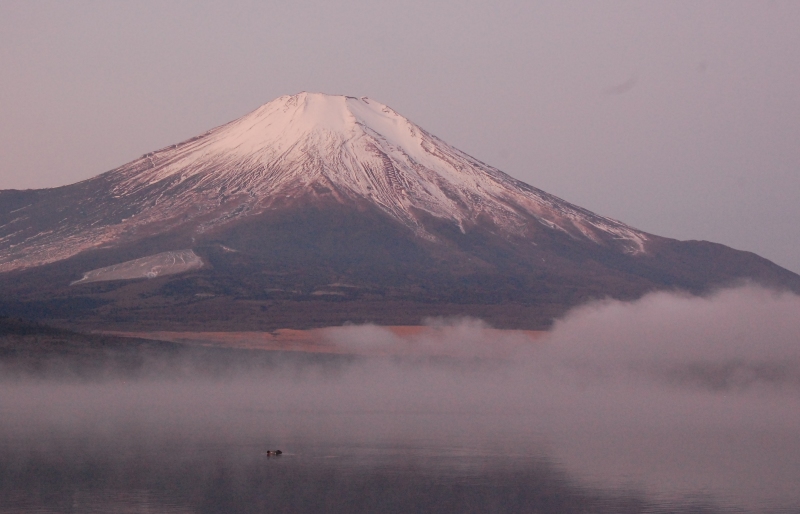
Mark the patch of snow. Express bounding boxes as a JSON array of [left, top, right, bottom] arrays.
[[70, 250, 203, 285]]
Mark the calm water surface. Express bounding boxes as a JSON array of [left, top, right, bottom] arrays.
[[1, 409, 798, 514], [2, 325, 800, 514]]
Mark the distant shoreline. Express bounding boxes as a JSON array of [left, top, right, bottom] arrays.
[[98, 326, 547, 357]]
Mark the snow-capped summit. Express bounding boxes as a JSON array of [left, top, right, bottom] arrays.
[[2, 93, 799, 330], [1, 92, 650, 272]]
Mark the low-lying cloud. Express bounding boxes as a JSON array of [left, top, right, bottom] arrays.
[[542, 284, 800, 391], [2, 284, 800, 508]]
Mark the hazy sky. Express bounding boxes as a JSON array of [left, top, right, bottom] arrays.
[[1, 1, 798, 272]]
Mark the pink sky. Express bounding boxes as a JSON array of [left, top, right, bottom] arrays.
[[1, 1, 799, 273]]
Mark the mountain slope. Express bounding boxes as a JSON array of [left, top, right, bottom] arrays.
[[0, 93, 646, 274], [1, 93, 798, 330]]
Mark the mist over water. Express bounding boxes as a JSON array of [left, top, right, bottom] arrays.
[[2, 285, 800, 513]]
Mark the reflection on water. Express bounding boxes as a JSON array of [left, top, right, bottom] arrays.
[[1, 409, 798, 514], [0, 434, 729, 513]]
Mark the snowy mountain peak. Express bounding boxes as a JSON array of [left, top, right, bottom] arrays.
[[0, 93, 649, 272], [112, 92, 432, 188]]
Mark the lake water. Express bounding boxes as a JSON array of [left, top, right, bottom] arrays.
[[4, 290, 800, 514], [3, 419, 797, 514], [2, 383, 799, 514]]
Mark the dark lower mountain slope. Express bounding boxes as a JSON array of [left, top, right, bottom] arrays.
[[1, 194, 796, 331]]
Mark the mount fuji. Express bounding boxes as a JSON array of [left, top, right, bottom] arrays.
[[1, 92, 798, 330]]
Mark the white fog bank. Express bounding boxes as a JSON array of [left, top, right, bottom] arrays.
[[1, 285, 799, 508]]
